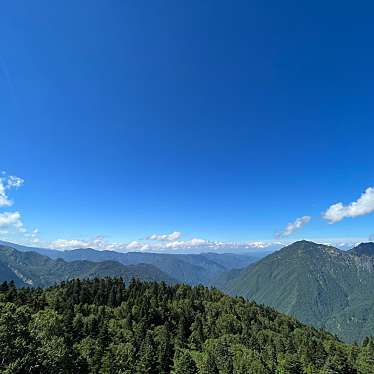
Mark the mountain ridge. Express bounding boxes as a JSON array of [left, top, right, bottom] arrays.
[[219, 240, 374, 342], [349, 242, 374, 257], [0, 245, 176, 287], [0, 240, 260, 285]]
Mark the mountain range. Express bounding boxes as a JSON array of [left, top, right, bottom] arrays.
[[0, 245, 175, 287], [0, 240, 260, 285], [2, 239, 374, 342]]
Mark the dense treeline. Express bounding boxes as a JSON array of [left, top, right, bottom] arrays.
[[0, 278, 373, 373]]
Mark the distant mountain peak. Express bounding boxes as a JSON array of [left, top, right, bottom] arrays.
[[293, 239, 317, 245], [349, 242, 374, 257], [220, 239, 374, 342], [280, 240, 340, 255], [284, 240, 325, 248]]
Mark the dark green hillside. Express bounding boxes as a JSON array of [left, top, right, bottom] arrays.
[[0, 245, 175, 287], [0, 278, 371, 373], [221, 241, 374, 343]]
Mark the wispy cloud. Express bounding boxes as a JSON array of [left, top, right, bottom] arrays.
[[323, 187, 374, 223], [277, 216, 311, 238]]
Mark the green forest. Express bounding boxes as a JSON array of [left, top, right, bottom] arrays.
[[1, 278, 373, 373]]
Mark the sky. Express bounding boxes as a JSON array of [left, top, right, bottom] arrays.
[[1, 1, 374, 252]]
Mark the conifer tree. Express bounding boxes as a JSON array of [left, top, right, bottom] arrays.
[[171, 350, 198, 374], [356, 339, 374, 374]]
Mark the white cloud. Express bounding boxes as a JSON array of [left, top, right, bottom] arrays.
[[6, 176, 24, 189], [0, 211, 23, 229], [148, 231, 182, 241], [164, 238, 208, 249], [277, 216, 311, 238], [0, 180, 12, 207], [51, 239, 92, 250], [50, 236, 106, 250], [0, 174, 30, 239], [323, 187, 374, 223], [49, 237, 147, 251], [126, 241, 143, 250], [247, 241, 281, 249], [0, 174, 24, 207]]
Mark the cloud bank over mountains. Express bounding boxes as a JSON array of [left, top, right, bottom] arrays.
[[49, 233, 281, 252]]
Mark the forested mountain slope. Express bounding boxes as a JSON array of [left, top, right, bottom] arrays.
[[220, 240, 374, 343], [1, 278, 372, 373], [0, 245, 175, 287]]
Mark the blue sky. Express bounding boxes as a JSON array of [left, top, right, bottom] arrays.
[[1, 1, 374, 251]]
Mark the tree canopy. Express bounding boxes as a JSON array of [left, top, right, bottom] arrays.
[[0, 278, 372, 373]]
